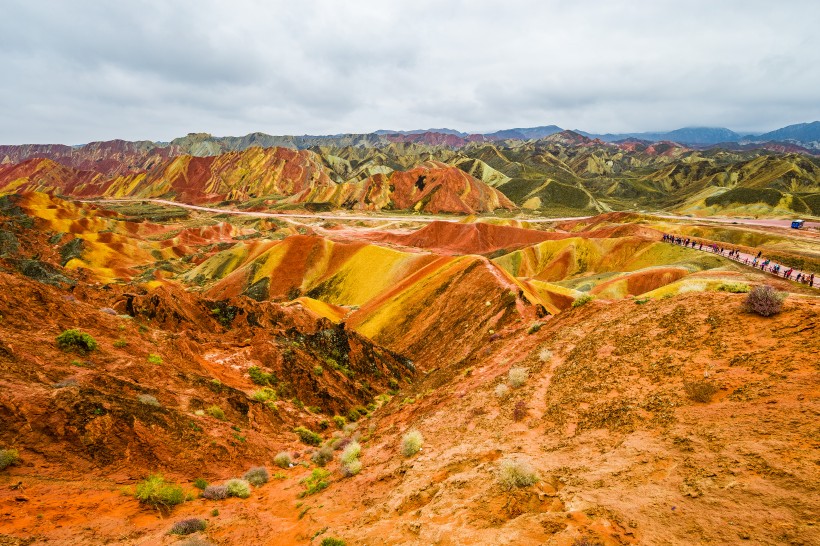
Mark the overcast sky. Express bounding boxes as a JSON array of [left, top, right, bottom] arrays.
[[1, 0, 818, 144]]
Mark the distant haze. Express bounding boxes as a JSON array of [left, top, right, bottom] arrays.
[[1, 0, 818, 144]]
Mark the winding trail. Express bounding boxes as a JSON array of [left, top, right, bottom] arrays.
[[86, 198, 820, 230], [664, 239, 818, 291]]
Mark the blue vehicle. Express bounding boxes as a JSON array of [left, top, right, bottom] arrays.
[[791, 219, 804, 229]]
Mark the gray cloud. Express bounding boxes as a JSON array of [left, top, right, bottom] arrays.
[[1, 0, 818, 144]]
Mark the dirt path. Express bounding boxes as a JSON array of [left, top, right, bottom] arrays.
[[87, 198, 819, 231], [664, 239, 819, 290]]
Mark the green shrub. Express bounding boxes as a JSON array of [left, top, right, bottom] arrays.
[[294, 426, 322, 446], [248, 366, 276, 386], [56, 329, 98, 353], [113, 339, 128, 348], [571, 294, 594, 308], [300, 468, 331, 497], [340, 459, 362, 477], [313, 365, 324, 375], [498, 457, 539, 489], [346, 408, 360, 422], [387, 378, 399, 390], [147, 353, 162, 365], [225, 478, 251, 498], [135, 474, 185, 509], [401, 430, 423, 457], [718, 282, 750, 293], [192, 478, 208, 490], [0, 449, 20, 470], [251, 388, 277, 402], [684, 380, 719, 403], [508, 366, 528, 388], [527, 322, 543, 334], [340, 441, 361, 465], [274, 451, 292, 468], [243, 467, 269, 486], [321, 538, 346, 546], [206, 406, 225, 420]]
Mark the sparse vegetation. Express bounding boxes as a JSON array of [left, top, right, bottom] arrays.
[[717, 282, 750, 293], [340, 441, 361, 465], [243, 466, 269, 486], [495, 383, 510, 399], [0, 448, 20, 470], [512, 400, 528, 421], [113, 339, 128, 348], [311, 445, 334, 467], [206, 405, 225, 420], [300, 468, 331, 497], [225, 478, 251, 498], [138, 394, 160, 407], [56, 329, 98, 353], [169, 518, 206, 535], [401, 430, 423, 457], [274, 451, 292, 468], [684, 380, 720, 403], [538, 347, 553, 362], [248, 365, 277, 386], [498, 457, 539, 489], [332, 415, 346, 429], [340, 458, 362, 477], [321, 538, 346, 546], [193, 478, 208, 490], [339, 440, 363, 477], [527, 321, 544, 334], [572, 294, 594, 308], [147, 353, 162, 365], [313, 365, 324, 375], [294, 426, 322, 446], [201, 485, 228, 500], [508, 366, 529, 388], [251, 387, 277, 402], [134, 474, 185, 510], [743, 285, 786, 316]]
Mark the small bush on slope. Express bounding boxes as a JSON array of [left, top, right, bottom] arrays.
[[169, 518, 206, 535], [225, 479, 251, 498], [274, 452, 292, 468], [294, 426, 322, 446], [571, 294, 594, 308], [135, 474, 185, 509], [743, 285, 786, 317], [508, 367, 528, 388], [498, 457, 539, 489], [401, 430, 423, 457], [243, 466, 269, 486], [684, 380, 719, 403], [0, 449, 20, 470], [201, 485, 228, 500], [56, 329, 97, 353]]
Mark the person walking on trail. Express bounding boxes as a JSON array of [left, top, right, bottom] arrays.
[[757, 251, 762, 259], [811, 274, 815, 288]]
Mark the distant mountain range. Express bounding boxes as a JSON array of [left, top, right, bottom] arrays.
[[2, 122, 819, 153], [376, 121, 820, 149]]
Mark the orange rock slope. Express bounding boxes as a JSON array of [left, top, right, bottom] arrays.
[[0, 192, 818, 545]]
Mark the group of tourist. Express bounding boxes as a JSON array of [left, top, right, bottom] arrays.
[[661, 234, 816, 288]]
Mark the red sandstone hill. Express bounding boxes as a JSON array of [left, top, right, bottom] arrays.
[[289, 161, 515, 214]]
